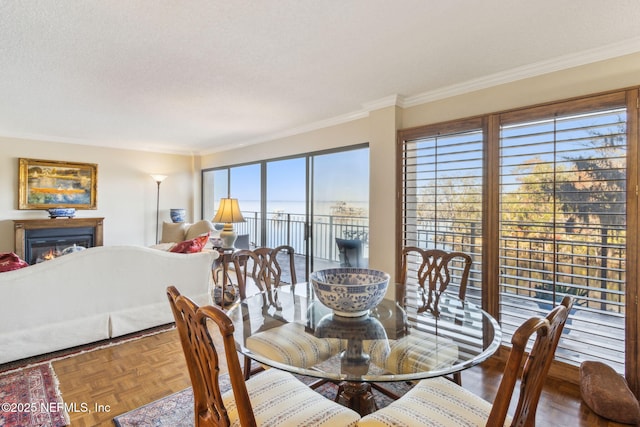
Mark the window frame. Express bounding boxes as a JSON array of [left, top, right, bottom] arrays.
[[396, 87, 639, 394]]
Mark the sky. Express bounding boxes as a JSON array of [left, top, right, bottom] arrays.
[[229, 148, 368, 201], [210, 146, 369, 214]]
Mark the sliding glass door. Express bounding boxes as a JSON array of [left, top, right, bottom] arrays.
[[265, 157, 308, 278], [202, 144, 369, 280], [311, 149, 369, 272], [397, 89, 638, 388]]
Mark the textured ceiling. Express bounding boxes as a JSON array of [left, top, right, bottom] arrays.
[[1, 1, 640, 155]]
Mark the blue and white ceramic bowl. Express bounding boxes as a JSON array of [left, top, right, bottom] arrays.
[[47, 208, 76, 218], [310, 268, 390, 317], [170, 208, 186, 223]]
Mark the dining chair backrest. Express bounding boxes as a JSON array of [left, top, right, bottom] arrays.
[[488, 295, 573, 426], [233, 246, 298, 299], [167, 285, 255, 427], [398, 247, 472, 307], [167, 286, 211, 426], [255, 245, 298, 287], [231, 249, 269, 301]]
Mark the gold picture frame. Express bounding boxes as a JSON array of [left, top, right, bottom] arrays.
[[18, 158, 98, 210]]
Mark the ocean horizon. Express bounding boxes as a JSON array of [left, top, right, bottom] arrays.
[[240, 199, 369, 217]]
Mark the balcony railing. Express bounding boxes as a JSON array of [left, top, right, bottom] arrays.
[[231, 212, 625, 370], [233, 210, 369, 265]]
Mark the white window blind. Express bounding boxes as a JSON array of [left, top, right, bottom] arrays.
[[499, 105, 627, 370], [400, 123, 484, 305]]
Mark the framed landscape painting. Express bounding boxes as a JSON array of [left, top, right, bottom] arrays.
[[18, 158, 98, 209]]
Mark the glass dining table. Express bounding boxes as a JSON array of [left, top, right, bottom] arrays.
[[225, 283, 502, 416]]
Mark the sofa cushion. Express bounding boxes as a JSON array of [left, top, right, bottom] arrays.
[[161, 221, 188, 243], [170, 233, 210, 254], [580, 361, 640, 424], [185, 219, 215, 240], [149, 242, 176, 251]]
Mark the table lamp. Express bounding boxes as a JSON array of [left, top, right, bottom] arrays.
[[212, 198, 245, 249]]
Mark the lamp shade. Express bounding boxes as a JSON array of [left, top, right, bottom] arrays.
[[212, 198, 245, 224], [150, 174, 168, 183]]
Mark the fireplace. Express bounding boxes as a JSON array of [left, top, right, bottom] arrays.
[[14, 218, 104, 265], [25, 227, 95, 264]]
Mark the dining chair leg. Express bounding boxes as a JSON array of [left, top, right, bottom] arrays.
[[454, 371, 461, 385], [243, 355, 252, 380], [242, 355, 265, 380], [444, 372, 462, 385]]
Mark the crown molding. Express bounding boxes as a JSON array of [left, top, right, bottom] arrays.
[[362, 94, 407, 111], [200, 109, 371, 155], [1, 131, 198, 156], [403, 36, 640, 107]]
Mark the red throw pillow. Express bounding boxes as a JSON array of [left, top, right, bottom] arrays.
[[170, 233, 209, 254], [0, 252, 29, 272]]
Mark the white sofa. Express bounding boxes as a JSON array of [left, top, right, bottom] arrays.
[[0, 245, 217, 364]]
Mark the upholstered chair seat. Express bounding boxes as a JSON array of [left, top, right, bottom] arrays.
[[365, 331, 459, 375], [222, 368, 359, 426], [357, 376, 511, 426], [246, 322, 342, 368]]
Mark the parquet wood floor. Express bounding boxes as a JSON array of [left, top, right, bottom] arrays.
[[49, 328, 626, 426], [52, 329, 225, 427]]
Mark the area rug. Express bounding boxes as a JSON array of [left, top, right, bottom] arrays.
[[113, 374, 413, 426], [0, 363, 69, 427]]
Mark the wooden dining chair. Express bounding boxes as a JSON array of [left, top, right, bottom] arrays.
[[397, 247, 473, 309], [358, 296, 573, 427], [230, 244, 299, 300], [166, 286, 361, 427], [396, 246, 472, 385], [228, 249, 272, 378], [231, 246, 341, 380]]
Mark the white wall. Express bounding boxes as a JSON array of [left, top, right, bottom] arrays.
[[0, 137, 197, 252]]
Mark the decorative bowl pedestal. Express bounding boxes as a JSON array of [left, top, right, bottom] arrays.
[[314, 311, 389, 415]]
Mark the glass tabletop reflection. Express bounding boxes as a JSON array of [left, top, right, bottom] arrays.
[[226, 284, 501, 383]]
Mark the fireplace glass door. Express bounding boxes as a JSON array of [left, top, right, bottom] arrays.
[[25, 227, 95, 264]]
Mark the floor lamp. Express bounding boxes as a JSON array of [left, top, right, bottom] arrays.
[[151, 174, 168, 244]]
